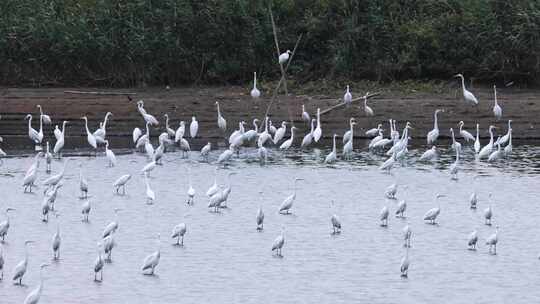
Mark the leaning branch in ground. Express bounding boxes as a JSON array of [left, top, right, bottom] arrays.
[[64, 90, 137, 96], [320, 92, 381, 116], [263, 33, 303, 122]]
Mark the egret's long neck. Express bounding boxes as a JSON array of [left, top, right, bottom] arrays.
[[489, 128, 494, 144], [27, 116, 32, 129], [253, 72, 257, 88], [332, 135, 336, 151], [433, 111, 439, 129], [216, 103, 221, 116], [39, 115, 43, 132], [253, 120, 258, 132], [62, 121, 67, 134], [476, 124, 479, 138], [451, 129, 455, 143], [350, 122, 354, 137], [104, 114, 110, 128], [460, 76, 466, 92], [508, 130, 512, 144], [310, 120, 315, 133], [84, 118, 90, 134], [146, 124, 150, 136], [317, 109, 321, 126], [494, 90, 498, 106], [165, 116, 169, 129]]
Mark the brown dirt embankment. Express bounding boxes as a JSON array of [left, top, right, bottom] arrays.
[[0, 86, 538, 151]]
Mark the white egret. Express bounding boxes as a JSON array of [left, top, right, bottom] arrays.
[[342, 118, 356, 143], [113, 174, 131, 195], [178, 137, 191, 158], [423, 194, 445, 225], [363, 94, 374, 116], [186, 168, 195, 205], [449, 150, 460, 180], [12, 240, 33, 285], [369, 129, 384, 148], [36, 104, 52, 124], [189, 116, 199, 138], [217, 147, 234, 164], [419, 146, 437, 162], [42, 159, 68, 191], [133, 127, 142, 144], [103, 235, 116, 262], [269, 120, 277, 135], [23, 153, 42, 192], [454, 74, 479, 106], [495, 120, 512, 146], [81, 199, 91, 222], [208, 187, 224, 212], [94, 112, 112, 143], [486, 226, 499, 254], [217, 172, 236, 209], [379, 153, 396, 172], [379, 205, 389, 227], [216, 101, 227, 131], [102, 208, 121, 238], [41, 196, 51, 222], [243, 119, 260, 142], [278, 178, 304, 214], [81, 116, 97, 150], [0, 208, 15, 242], [278, 50, 292, 64], [484, 193, 493, 225], [468, 230, 478, 250], [206, 168, 219, 197], [450, 128, 462, 154], [324, 134, 338, 164], [385, 183, 398, 199], [271, 227, 285, 257], [279, 127, 297, 150], [53, 120, 68, 156], [366, 124, 382, 137], [51, 213, 61, 260], [427, 109, 442, 144], [330, 211, 341, 235], [171, 223, 187, 246], [94, 243, 104, 282], [474, 124, 481, 153], [492, 85, 502, 120], [488, 139, 503, 162], [164, 114, 176, 138], [53, 125, 61, 141], [141, 161, 156, 175], [144, 173, 155, 204], [313, 108, 322, 142], [343, 121, 356, 159], [504, 129, 512, 156], [79, 165, 88, 199], [344, 85, 352, 105], [137, 100, 159, 125], [25, 114, 43, 144], [23, 263, 49, 304], [273, 121, 287, 144], [458, 121, 475, 142], [175, 121, 186, 143], [105, 140, 116, 167], [301, 104, 310, 122], [44, 142, 52, 173], [141, 233, 161, 275], [256, 191, 265, 231], [229, 121, 245, 145], [301, 119, 315, 149], [250, 72, 261, 99], [402, 222, 412, 247], [400, 247, 410, 277], [200, 142, 211, 160]]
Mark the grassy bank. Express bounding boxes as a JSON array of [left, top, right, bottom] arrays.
[[1, 1, 540, 87]]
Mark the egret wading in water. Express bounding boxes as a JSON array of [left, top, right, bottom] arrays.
[[81, 116, 97, 152], [400, 247, 410, 278], [379, 205, 389, 227], [113, 174, 131, 195], [256, 191, 265, 231], [324, 134, 338, 164], [313, 108, 322, 142], [102, 208, 121, 238], [484, 193, 493, 225], [13, 240, 34, 285], [186, 167, 195, 205], [458, 121, 475, 142], [454, 73, 479, 106], [330, 200, 342, 234], [301, 104, 310, 122], [363, 93, 374, 116], [271, 226, 286, 257], [403, 222, 412, 247], [486, 226, 499, 255], [51, 213, 61, 260], [0, 208, 15, 242], [474, 124, 481, 154], [81, 199, 91, 222], [278, 178, 304, 214], [427, 109, 443, 144], [468, 230, 478, 250], [171, 222, 187, 246], [94, 242, 104, 282], [216, 101, 227, 132], [423, 194, 445, 225], [141, 233, 161, 275], [23, 263, 49, 304], [479, 125, 497, 159]]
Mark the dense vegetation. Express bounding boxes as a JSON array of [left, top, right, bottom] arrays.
[[1, 0, 540, 86]]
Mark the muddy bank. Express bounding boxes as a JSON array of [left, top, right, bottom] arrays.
[[0, 86, 538, 151]]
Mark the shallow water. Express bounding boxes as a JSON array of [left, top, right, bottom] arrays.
[[0, 143, 539, 303]]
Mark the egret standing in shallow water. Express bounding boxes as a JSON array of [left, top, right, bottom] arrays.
[[113, 174, 131, 195], [313, 108, 322, 142], [81, 116, 97, 151], [256, 191, 265, 231], [216, 101, 227, 132], [427, 109, 443, 144], [400, 247, 410, 277], [423, 194, 445, 225], [271, 226, 285, 257], [468, 230, 478, 250], [102, 208, 121, 238], [51, 213, 61, 260], [484, 193, 493, 225], [419, 146, 437, 162], [171, 223, 187, 246], [479, 125, 497, 159], [330, 200, 342, 234], [186, 167, 195, 205], [278, 178, 304, 214], [458, 121, 475, 142], [324, 134, 338, 164], [13, 240, 33, 285], [94, 243, 104, 282], [474, 124, 481, 153], [301, 105, 310, 122], [486, 226, 499, 255], [23, 263, 49, 304], [0, 208, 15, 242], [379, 205, 389, 227], [142, 234, 161, 275], [402, 222, 412, 247]]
